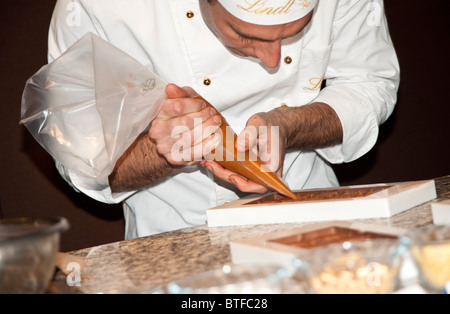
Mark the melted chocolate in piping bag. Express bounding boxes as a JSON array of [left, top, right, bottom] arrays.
[[196, 96, 297, 200]]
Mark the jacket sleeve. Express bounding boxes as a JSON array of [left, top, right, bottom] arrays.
[[48, 0, 108, 62], [314, 0, 400, 163], [48, 0, 133, 204]]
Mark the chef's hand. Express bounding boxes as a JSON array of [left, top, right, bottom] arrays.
[[237, 111, 286, 176], [200, 160, 269, 194], [149, 84, 222, 166], [201, 110, 287, 195]]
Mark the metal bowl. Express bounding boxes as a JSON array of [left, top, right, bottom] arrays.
[[0, 217, 69, 294]]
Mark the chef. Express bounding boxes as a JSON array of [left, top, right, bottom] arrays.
[[48, 0, 400, 239]]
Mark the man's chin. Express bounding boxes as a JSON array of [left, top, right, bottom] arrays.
[[225, 47, 258, 62], [225, 46, 280, 71]]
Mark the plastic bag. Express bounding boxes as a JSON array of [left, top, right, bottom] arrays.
[[20, 33, 167, 179]]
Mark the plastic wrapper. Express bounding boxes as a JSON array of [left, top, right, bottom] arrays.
[[20, 33, 167, 179]]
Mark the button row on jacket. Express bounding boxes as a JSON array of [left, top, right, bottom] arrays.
[[185, 11, 210, 87]]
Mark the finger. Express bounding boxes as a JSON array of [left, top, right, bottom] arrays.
[[202, 161, 268, 194], [229, 174, 269, 194], [156, 117, 222, 163], [167, 133, 222, 165], [260, 126, 284, 173], [166, 107, 220, 137], [158, 97, 207, 120], [202, 160, 237, 182], [165, 83, 198, 99], [236, 125, 258, 152], [149, 107, 221, 155], [188, 133, 222, 162], [237, 114, 268, 152], [171, 114, 222, 151]]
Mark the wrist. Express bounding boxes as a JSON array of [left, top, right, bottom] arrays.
[[270, 102, 343, 150], [269, 106, 292, 149]]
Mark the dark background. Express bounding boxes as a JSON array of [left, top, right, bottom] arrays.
[[1, 0, 449, 252]]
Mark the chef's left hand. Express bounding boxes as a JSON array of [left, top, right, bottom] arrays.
[[200, 160, 269, 194], [201, 109, 287, 194]]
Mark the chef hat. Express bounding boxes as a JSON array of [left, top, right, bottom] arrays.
[[216, 0, 318, 25]]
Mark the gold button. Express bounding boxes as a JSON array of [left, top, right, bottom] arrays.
[[203, 78, 211, 86], [186, 11, 194, 19], [284, 56, 293, 64]]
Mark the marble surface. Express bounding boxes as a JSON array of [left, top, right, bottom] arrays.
[[50, 176, 450, 294]]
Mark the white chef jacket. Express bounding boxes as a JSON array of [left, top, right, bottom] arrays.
[[48, 0, 399, 239]]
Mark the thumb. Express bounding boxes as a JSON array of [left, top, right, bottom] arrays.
[[236, 125, 258, 153], [237, 114, 266, 152], [165, 83, 198, 99]]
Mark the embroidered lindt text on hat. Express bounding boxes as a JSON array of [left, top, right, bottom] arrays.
[[237, 0, 311, 16], [218, 0, 317, 25]]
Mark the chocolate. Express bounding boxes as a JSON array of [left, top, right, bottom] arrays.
[[196, 96, 297, 200], [269, 226, 398, 249], [246, 185, 392, 205]]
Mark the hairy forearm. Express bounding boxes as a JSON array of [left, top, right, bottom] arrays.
[[108, 133, 177, 193], [275, 102, 343, 150]]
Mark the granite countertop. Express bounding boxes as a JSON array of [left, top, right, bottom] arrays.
[[49, 176, 450, 294]]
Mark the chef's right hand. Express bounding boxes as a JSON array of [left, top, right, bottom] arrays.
[[148, 84, 222, 166]]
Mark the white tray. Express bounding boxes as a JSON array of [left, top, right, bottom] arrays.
[[206, 180, 437, 227], [432, 199, 450, 225], [229, 221, 407, 274]]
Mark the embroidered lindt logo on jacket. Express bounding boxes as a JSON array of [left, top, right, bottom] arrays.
[[303, 77, 324, 91]]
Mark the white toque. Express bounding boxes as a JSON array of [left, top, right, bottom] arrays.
[[216, 0, 318, 25]]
